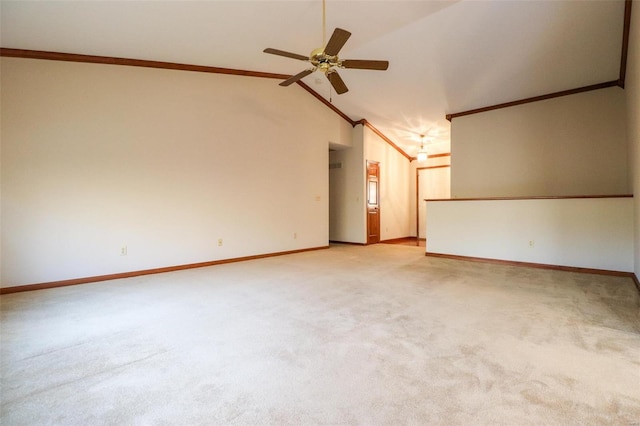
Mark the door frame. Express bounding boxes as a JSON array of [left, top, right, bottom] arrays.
[[366, 160, 380, 245]]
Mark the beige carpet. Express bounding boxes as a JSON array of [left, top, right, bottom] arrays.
[[1, 243, 639, 425]]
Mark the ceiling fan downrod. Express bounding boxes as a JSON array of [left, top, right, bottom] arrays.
[[322, 0, 326, 49]]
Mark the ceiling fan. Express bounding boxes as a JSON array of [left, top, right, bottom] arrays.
[[263, 0, 389, 95]]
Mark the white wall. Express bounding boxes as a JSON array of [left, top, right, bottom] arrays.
[[363, 126, 412, 240], [417, 167, 450, 239], [426, 197, 634, 272], [0, 57, 352, 287], [451, 87, 629, 198], [329, 126, 365, 244], [329, 124, 413, 243], [626, 2, 640, 280], [409, 156, 451, 238]]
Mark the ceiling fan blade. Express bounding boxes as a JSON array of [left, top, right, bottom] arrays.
[[342, 59, 389, 71], [324, 28, 351, 56], [279, 69, 314, 86], [263, 48, 309, 61], [327, 70, 348, 95]]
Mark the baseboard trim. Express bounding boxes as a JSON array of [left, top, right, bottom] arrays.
[[329, 240, 366, 246], [425, 252, 635, 280], [0, 246, 329, 295], [632, 273, 640, 293], [380, 237, 425, 244]]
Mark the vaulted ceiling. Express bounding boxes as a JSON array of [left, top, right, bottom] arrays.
[[0, 0, 627, 157]]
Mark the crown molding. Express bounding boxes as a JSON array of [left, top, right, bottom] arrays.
[[445, 81, 619, 121], [0, 48, 293, 80], [446, 0, 633, 121], [0, 48, 357, 128], [0, 48, 415, 155], [296, 81, 356, 126], [619, 0, 633, 88], [354, 119, 412, 161], [410, 152, 451, 162]]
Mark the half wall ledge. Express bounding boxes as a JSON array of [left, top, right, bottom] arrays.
[[425, 194, 633, 202]]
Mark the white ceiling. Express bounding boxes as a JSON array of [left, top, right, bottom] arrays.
[[0, 0, 626, 156]]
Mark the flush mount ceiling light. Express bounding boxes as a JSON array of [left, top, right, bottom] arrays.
[[417, 135, 428, 162]]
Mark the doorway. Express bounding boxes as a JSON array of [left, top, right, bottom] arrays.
[[416, 165, 450, 246], [367, 161, 380, 244]]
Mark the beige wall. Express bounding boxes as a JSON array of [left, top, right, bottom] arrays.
[[451, 87, 629, 198], [363, 126, 412, 240], [329, 126, 366, 244], [409, 156, 451, 239], [0, 57, 352, 287], [626, 2, 640, 279], [417, 167, 450, 239], [329, 124, 413, 243]]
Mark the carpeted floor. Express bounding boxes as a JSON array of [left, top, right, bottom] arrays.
[[1, 243, 639, 425]]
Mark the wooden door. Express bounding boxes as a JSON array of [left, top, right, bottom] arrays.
[[367, 161, 380, 244]]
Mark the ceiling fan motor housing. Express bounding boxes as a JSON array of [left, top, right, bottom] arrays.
[[310, 48, 340, 73]]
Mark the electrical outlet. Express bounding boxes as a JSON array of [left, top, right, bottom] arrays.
[[294, 232, 297, 239], [120, 246, 128, 256], [218, 238, 223, 247], [529, 240, 535, 248]]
